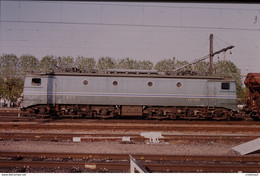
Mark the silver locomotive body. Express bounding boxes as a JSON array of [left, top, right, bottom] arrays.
[[21, 72, 237, 119]]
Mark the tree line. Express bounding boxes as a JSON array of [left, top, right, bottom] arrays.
[[0, 53, 245, 104]]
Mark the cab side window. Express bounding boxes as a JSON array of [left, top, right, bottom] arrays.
[[221, 82, 230, 90], [32, 78, 41, 86]]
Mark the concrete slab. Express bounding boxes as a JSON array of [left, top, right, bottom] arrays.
[[232, 138, 260, 155], [73, 137, 81, 142], [73, 136, 128, 142], [140, 132, 164, 144]]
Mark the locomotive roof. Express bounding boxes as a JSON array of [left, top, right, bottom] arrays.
[[26, 71, 234, 81]]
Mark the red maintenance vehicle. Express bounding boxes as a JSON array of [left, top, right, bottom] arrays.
[[244, 73, 260, 121]]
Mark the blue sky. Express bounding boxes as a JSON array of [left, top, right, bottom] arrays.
[[0, 1, 260, 77]]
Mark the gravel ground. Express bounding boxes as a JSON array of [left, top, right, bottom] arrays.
[[1, 126, 258, 173], [0, 139, 239, 156], [0, 125, 253, 156]]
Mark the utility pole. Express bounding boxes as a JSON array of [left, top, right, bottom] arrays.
[[209, 34, 213, 75], [172, 45, 234, 74], [172, 34, 234, 74]]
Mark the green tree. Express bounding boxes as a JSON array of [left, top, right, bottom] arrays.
[[39, 55, 57, 72], [75, 56, 96, 71], [0, 54, 24, 103], [0, 77, 24, 102], [97, 57, 116, 72], [155, 59, 189, 72], [176, 61, 209, 74], [20, 54, 39, 76], [57, 56, 74, 71], [154, 59, 173, 72], [138, 60, 154, 70], [193, 61, 209, 73], [116, 58, 139, 69], [0, 78, 4, 100], [0, 54, 20, 78], [175, 60, 190, 69]]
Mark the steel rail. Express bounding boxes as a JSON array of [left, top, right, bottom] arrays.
[[0, 160, 259, 173], [0, 117, 38, 121], [0, 132, 259, 142], [1, 151, 260, 172], [1, 152, 260, 162], [0, 115, 258, 124], [0, 116, 259, 125], [1, 122, 260, 132]]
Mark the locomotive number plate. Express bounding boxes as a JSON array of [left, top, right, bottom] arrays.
[[188, 98, 200, 102]]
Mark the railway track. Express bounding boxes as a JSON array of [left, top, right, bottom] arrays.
[[1, 116, 260, 144], [1, 120, 260, 133], [1, 131, 259, 143], [0, 115, 257, 123], [1, 110, 260, 173], [0, 152, 259, 173]]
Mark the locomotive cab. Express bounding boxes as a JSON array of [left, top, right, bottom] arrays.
[[207, 80, 237, 111], [21, 75, 50, 115]]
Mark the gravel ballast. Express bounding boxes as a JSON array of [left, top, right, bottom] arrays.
[[0, 139, 239, 156]]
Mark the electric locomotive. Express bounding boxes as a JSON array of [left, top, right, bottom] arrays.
[[20, 70, 239, 120]]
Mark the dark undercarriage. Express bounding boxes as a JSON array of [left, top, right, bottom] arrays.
[[22, 104, 245, 121]]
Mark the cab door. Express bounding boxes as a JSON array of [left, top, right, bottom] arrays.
[[47, 75, 56, 105], [207, 81, 216, 107]]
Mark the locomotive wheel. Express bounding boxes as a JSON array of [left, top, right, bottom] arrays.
[[211, 109, 229, 120], [252, 116, 259, 121], [27, 106, 51, 118], [251, 112, 260, 121]]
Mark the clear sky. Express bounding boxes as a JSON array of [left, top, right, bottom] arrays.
[[0, 1, 260, 77]]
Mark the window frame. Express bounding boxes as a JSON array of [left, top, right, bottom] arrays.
[[31, 78, 41, 86], [221, 82, 230, 90]]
